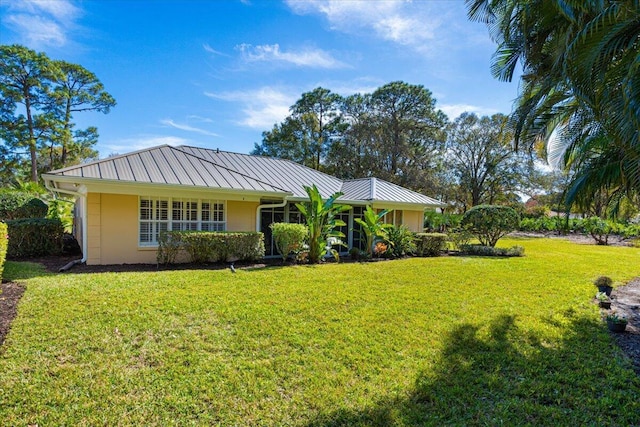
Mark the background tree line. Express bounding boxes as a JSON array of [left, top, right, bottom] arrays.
[[0, 44, 115, 185], [253, 81, 548, 214]]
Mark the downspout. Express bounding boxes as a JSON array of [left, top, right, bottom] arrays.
[[255, 197, 289, 231], [44, 179, 88, 270]]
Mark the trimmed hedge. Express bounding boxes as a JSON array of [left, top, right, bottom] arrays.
[[0, 222, 7, 279], [158, 231, 265, 264], [6, 218, 64, 258], [0, 192, 49, 220], [270, 222, 308, 262], [460, 244, 525, 257], [415, 233, 447, 257], [461, 205, 520, 247]]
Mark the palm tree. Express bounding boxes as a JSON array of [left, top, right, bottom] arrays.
[[466, 0, 640, 211]]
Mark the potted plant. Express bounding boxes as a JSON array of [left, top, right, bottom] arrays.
[[596, 291, 612, 309], [605, 312, 628, 333], [594, 276, 613, 296]]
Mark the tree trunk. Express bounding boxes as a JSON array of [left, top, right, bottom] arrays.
[[24, 89, 38, 182]]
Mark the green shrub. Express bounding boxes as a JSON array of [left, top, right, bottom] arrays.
[[460, 244, 525, 257], [447, 228, 473, 251], [157, 231, 264, 264], [385, 225, 417, 258], [424, 211, 462, 232], [270, 222, 308, 263], [6, 218, 64, 258], [0, 222, 7, 279], [0, 192, 48, 220], [415, 233, 447, 257], [461, 205, 520, 247], [523, 205, 549, 219], [582, 217, 613, 245], [157, 231, 185, 264], [349, 246, 367, 260]]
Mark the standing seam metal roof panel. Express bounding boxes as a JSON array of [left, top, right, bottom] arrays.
[[112, 157, 135, 181], [127, 154, 152, 182], [162, 148, 195, 186], [179, 147, 344, 198], [138, 151, 167, 183], [340, 179, 373, 201]]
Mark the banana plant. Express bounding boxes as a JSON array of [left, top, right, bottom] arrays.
[[355, 205, 393, 257], [296, 184, 351, 263]]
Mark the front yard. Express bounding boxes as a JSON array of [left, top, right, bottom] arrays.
[[1, 238, 639, 425]]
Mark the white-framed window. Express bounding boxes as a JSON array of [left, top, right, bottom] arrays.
[[139, 197, 226, 246]]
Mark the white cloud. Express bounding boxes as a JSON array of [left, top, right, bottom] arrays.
[[160, 119, 219, 137], [205, 87, 294, 129], [101, 136, 189, 154], [236, 43, 347, 69], [203, 43, 228, 56], [439, 104, 500, 120], [285, 0, 441, 52], [1, 0, 80, 48]]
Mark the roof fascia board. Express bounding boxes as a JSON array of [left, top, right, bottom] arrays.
[[42, 174, 291, 201]]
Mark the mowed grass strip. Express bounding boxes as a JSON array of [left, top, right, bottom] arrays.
[[1, 238, 639, 425]]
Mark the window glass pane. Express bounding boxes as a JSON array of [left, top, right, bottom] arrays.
[[158, 200, 168, 220]]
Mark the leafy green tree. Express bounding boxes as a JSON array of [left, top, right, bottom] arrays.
[[0, 44, 115, 182], [354, 205, 392, 257], [254, 87, 343, 170], [325, 93, 374, 179], [460, 204, 520, 247], [46, 60, 115, 170], [466, 0, 640, 209], [363, 81, 448, 192], [0, 44, 59, 182], [295, 184, 351, 263], [445, 112, 535, 210]]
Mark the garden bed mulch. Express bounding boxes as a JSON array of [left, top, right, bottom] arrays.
[[0, 281, 25, 348], [609, 278, 640, 375]]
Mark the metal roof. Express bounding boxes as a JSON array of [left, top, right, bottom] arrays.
[[45, 144, 444, 207], [45, 145, 288, 194], [370, 178, 443, 206], [178, 146, 343, 198], [340, 178, 444, 206]]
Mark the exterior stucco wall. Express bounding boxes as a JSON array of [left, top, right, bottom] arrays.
[[227, 200, 259, 231], [403, 210, 424, 233], [86, 193, 261, 265]]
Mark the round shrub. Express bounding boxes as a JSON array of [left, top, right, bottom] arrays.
[[415, 233, 447, 256], [270, 222, 308, 263], [461, 205, 520, 247], [6, 218, 64, 258], [0, 192, 48, 220]]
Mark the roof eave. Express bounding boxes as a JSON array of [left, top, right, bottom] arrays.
[[42, 174, 293, 198]]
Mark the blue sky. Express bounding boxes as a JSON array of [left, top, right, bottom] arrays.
[[0, 0, 520, 157]]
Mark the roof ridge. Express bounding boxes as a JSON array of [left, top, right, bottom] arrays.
[[180, 145, 344, 185], [172, 146, 290, 194], [374, 177, 443, 203]]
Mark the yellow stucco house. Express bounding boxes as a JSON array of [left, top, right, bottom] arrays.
[[43, 145, 444, 265]]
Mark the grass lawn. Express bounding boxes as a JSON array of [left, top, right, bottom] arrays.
[[1, 237, 639, 425]]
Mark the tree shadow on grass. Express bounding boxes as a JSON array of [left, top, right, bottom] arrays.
[[307, 314, 640, 426]]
